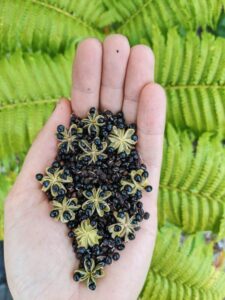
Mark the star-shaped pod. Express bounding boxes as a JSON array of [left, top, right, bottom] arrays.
[[74, 219, 102, 248], [79, 140, 107, 163], [108, 212, 139, 242], [73, 258, 104, 290], [82, 109, 105, 134], [41, 168, 73, 197], [82, 187, 111, 217], [108, 126, 137, 155], [51, 197, 81, 223], [57, 124, 82, 153], [121, 169, 149, 195]]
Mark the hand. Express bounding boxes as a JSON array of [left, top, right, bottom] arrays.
[[4, 35, 166, 300]]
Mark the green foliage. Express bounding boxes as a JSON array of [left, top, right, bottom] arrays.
[[0, 0, 225, 299], [141, 224, 225, 299], [154, 29, 225, 134], [103, 0, 225, 44], [159, 125, 225, 238]]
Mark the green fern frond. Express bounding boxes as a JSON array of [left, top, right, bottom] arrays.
[[159, 125, 225, 236], [103, 0, 225, 44], [154, 29, 225, 134], [0, 47, 74, 157], [141, 224, 225, 299], [0, 0, 105, 55]]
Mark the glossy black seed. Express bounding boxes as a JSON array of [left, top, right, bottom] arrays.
[[114, 225, 121, 232], [112, 252, 120, 261], [143, 171, 149, 178], [118, 211, 125, 218], [50, 210, 59, 218], [117, 243, 125, 251], [77, 247, 86, 255], [135, 213, 142, 222], [52, 184, 59, 193], [63, 211, 71, 221], [89, 282, 96, 291], [90, 107, 96, 114], [115, 236, 122, 245], [73, 272, 81, 282], [131, 134, 138, 141], [105, 256, 112, 265], [128, 233, 135, 240], [134, 174, 142, 182], [36, 173, 43, 181], [57, 124, 65, 133], [136, 201, 143, 209], [68, 231, 75, 238], [143, 212, 150, 220], [43, 180, 49, 187], [146, 185, 153, 192]]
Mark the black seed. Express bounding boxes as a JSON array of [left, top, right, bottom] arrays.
[[43, 180, 49, 187], [77, 247, 86, 255], [36, 173, 43, 181], [89, 282, 96, 291], [112, 252, 120, 261], [63, 211, 71, 221], [52, 184, 59, 193], [143, 171, 149, 178], [146, 185, 152, 192], [105, 256, 112, 265], [118, 211, 125, 218], [143, 212, 150, 220], [117, 243, 125, 251], [136, 201, 143, 209], [131, 134, 138, 141], [134, 174, 142, 182], [73, 272, 81, 282], [90, 107, 96, 114], [57, 124, 65, 133], [128, 233, 135, 240], [50, 210, 59, 218], [115, 236, 122, 245], [135, 213, 142, 222], [68, 231, 75, 238], [113, 223, 122, 232]]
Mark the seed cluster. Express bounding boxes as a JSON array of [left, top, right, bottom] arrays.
[[36, 108, 151, 291]]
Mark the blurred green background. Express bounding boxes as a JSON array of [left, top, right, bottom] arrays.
[[1, 1, 225, 299]]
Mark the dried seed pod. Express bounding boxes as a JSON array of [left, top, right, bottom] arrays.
[[50, 197, 80, 223], [108, 212, 139, 242], [108, 126, 137, 154], [41, 168, 73, 197], [73, 258, 104, 290], [82, 187, 111, 217], [74, 219, 102, 249]]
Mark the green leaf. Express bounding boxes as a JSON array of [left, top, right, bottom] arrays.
[[159, 125, 225, 236], [103, 0, 225, 44], [141, 224, 225, 299], [0, 0, 105, 55]]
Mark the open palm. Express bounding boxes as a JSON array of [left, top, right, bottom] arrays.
[[4, 35, 166, 300]]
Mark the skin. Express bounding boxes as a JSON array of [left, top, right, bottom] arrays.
[[4, 34, 166, 300]]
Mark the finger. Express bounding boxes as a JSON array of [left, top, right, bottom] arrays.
[[17, 99, 72, 189], [137, 83, 166, 214], [100, 34, 130, 113], [71, 38, 102, 117], [123, 45, 154, 123]]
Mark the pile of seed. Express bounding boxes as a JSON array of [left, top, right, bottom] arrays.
[[36, 108, 151, 291]]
